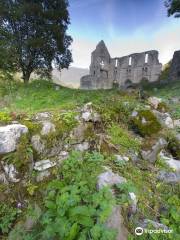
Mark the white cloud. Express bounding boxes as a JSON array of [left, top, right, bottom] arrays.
[[70, 20, 180, 68]]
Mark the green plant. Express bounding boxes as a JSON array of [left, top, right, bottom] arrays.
[[131, 110, 161, 136], [0, 111, 11, 123], [0, 203, 17, 234], [107, 123, 141, 153], [26, 152, 116, 239]]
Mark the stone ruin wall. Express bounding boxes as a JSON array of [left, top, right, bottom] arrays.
[[80, 41, 162, 90]]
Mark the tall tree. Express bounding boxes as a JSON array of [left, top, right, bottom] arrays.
[[165, 0, 180, 17], [0, 0, 72, 83]]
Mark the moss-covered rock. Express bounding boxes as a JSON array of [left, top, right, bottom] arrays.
[[131, 109, 161, 137]]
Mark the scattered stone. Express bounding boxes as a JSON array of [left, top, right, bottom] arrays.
[[131, 111, 138, 117], [34, 112, 52, 121], [140, 219, 169, 230], [40, 121, 55, 135], [115, 155, 129, 162], [153, 110, 174, 129], [0, 124, 28, 154], [129, 192, 138, 214], [157, 171, 180, 183], [36, 170, 50, 182], [73, 142, 90, 152], [57, 151, 69, 163], [97, 169, 127, 190], [34, 159, 56, 171], [141, 138, 167, 163], [81, 102, 101, 122], [106, 206, 128, 240], [148, 97, 162, 109], [2, 163, 20, 183], [31, 135, 45, 154]]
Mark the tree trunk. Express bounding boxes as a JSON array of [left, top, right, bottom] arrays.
[[23, 71, 31, 84]]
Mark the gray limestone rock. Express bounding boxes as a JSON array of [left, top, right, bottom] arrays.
[[157, 171, 180, 183], [34, 159, 56, 171], [40, 121, 55, 135], [2, 163, 20, 183], [140, 219, 169, 230], [31, 135, 45, 154], [73, 142, 90, 152], [106, 206, 128, 240], [153, 110, 174, 129], [97, 170, 127, 190], [0, 124, 28, 154], [141, 138, 167, 163], [34, 112, 52, 121]]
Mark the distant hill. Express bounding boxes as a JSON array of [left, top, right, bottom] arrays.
[[52, 67, 89, 88]]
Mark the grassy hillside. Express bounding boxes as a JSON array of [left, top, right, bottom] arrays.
[[0, 79, 180, 240]]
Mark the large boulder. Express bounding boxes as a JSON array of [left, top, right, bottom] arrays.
[[106, 206, 128, 240], [0, 124, 28, 154], [141, 138, 167, 163]]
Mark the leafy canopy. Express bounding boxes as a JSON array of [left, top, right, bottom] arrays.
[[0, 0, 72, 83], [165, 0, 180, 17]]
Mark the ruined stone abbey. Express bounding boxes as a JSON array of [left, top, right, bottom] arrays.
[[80, 40, 162, 89]]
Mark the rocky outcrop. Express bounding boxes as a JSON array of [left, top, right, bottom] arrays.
[[0, 124, 28, 154]]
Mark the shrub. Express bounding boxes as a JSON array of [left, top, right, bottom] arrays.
[[131, 110, 161, 136]]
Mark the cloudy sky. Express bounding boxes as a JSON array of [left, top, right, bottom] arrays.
[[68, 0, 180, 69]]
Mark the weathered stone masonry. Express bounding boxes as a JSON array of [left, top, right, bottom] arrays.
[[80, 40, 162, 89]]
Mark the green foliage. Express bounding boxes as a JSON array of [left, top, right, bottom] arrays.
[[107, 123, 141, 153], [96, 94, 140, 125], [44, 111, 78, 149], [0, 0, 72, 82], [26, 152, 116, 239], [166, 131, 180, 159], [115, 182, 137, 205], [132, 110, 161, 136], [0, 203, 17, 234], [166, 0, 180, 17], [0, 111, 11, 123]]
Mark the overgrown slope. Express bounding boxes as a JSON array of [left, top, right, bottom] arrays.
[[0, 80, 180, 240]]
